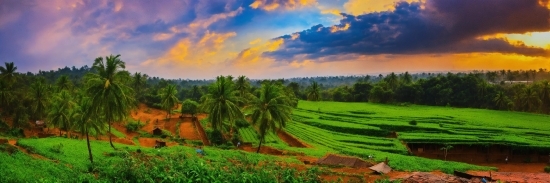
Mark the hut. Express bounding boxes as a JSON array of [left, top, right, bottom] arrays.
[[316, 154, 372, 168], [155, 140, 166, 148], [369, 162, 392, 174], [152, 127, 163, 136]]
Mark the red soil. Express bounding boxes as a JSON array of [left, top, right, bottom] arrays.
[[179, 118, 200, 140], [476, 162, 548, 173], [277, 130, 310, 148], [240, 144, 284, 155]]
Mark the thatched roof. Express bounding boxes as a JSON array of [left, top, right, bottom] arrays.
[[369, 162, 392, 174], [35, 120, 44, 126], [316, 154, 372, 168]]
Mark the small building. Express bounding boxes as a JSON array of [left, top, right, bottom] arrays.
[[152, 127, 163, 136], [369, 162, 392, 174], [316, 154, 372, 168], [35, 120, 45, 128], [155, 140, 166, 148]]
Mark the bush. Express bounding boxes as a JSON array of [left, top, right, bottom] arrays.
[[545, 166, 550, 173], [235, 119, 250, 128], [207, 129, 224, 145], [409, 120, 417, 126], [161, 130, 172, 138], [125, 121, 144, 132], [50, 143, 64, 154]]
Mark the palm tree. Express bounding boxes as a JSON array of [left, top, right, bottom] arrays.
[[191, 85, 202, 101], [493, 91, 509, 110], [235, 75, 253, 106], [47, 90, 75, 136], [538, 80, 550, 114], [384, 72, 399, 90], [0, 62, 18, 87], [0, 81, 13, 116], [201, 75, 243, 134], [72, 97, 104, 164], [132, 72, 147, 100], [85, 54, 135, 149], [248, 83, 293, 153], [521, 86, 541, 112], [307, 81, 320, 101], [55, 75, 73, 92], [401, 72, 413, 85], [159, 84, 179, 118], [30, 81, 49, 120]]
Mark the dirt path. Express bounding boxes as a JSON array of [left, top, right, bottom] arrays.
[[179, 118, 200, 140], [277, 130, 309, 148], [7, 140, 52, 160], [239, 144, 284, 155]]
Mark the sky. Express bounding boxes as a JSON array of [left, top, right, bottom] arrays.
[[1, 0, 550, 79]]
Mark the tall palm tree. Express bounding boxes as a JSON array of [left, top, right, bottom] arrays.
[[159, 84, 179, 118], [55, 75, 73, 92], [0, 81, 13, 115], [132, 72, 147, 100], [30, 81, 49, 120], [384, 72, 399, 90], [72, 97, 104, 164], [401, 72, 413, 85], [47, 90, 75, 136], [235, 75, 253, 106], [493, 91, 509, 110], [248, 83, 293, 153], [191, 85, 202, 101], [521, 86, 541, 112], [307, 81, 320, 101], [0, 62, 18, 87], [85, 54, 135, 149], [201, 75, 243, 134], [539, 80, 550, 114]]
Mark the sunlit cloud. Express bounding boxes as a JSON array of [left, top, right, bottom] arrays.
[[250, 0, 317, 11], [344, 0, 421, 15]]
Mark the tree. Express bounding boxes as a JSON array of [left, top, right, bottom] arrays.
[[493, 91, 510, 110], [0, 81, 13, 116], [384, 72, 399, 90], [72, 97, 104, 164], [307, 81, 320, 101], [191, 85, 202, 101], [47, 90, 75, 136], [29, 81, 49, 120], [248, 83, 293, 153], [159, 84, 179, 118], [440, 144, 453, 161], [401, 72, 413, 85], [0, 62, 18, 87], [55, 75, 73, 92], [85, 54, 135, 149], [181, 99, 199, 118], [539, 80, 550, 114], [521, 86, 541, 112], [201, 75, 243, 135], [234, 75, 253, 106], [132, 72, 147, 101]]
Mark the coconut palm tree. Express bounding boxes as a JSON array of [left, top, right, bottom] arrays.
[[72, 97, 104, 164], [55, 75, 73, 92], [159, 84, 179, 118], [30, 81, 49, 120], [0, 62, 18, 87], [47, 90, 75, 136], [132, 72, 147, 100], [401, 72, 413, 85], [248, 82, 293, 153], [235, 75, 254, 106], [521, 86, 541, 112], [493, 91, 509, 110], [201, 75, 243, 134], [539, 80, 550, 114], [85, 54, 135, 149], [307, 81, 320, 101], [0, 81, 13, 115], [384, 72, 399, 90]]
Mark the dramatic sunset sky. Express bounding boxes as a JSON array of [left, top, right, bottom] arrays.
[[1, 0, 550, 79]]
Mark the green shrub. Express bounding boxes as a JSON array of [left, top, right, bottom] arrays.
[[207, 129, 224, 145], [544, 166, 550, 173], [409, 120, 417, 126], [125, 121, 144, 132], [235, 119, 250, 128], [50, 143, 64, 154], [160, 129, 172, 138]]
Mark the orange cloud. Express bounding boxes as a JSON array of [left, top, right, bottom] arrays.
[[250, 0, 317, 11], [344, 0, 421, 15], [233, 38, 284, 66], [321, 9, 342, 16], [330, 23, 350, 33], [143, 31, 236, 67]]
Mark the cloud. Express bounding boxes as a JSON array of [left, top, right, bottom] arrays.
[[266, 0, 550, 61], [344, 0, 421, 15], [249, 0, 317, 11]]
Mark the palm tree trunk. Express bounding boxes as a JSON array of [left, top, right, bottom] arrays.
[[108, 120, 115, 149], [86, 127, 93, 164], [256, 139, 263, 153]]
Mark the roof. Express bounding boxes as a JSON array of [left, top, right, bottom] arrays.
[[35, 121, 44, 125], [316, 154, 372, 168], [369, 162, 392, 174]]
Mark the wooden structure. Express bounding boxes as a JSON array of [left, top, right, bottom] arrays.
[[152, 127, 163, 136], [155, 140, 166, 148], [316, 154, 372, 168], [369, 162, 392, 174]]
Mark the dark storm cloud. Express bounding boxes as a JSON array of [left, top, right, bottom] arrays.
[[266, 0, 550, 61]]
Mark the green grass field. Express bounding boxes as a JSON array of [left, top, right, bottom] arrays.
[[277, 100, 550, 173]]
